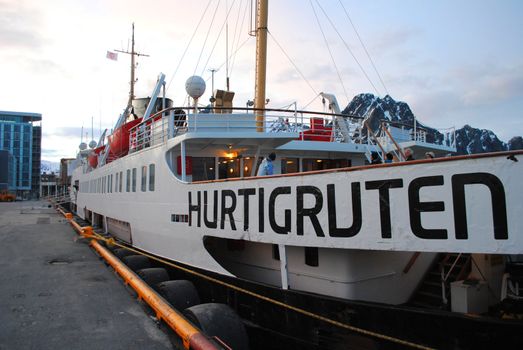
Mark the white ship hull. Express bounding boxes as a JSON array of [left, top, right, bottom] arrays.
[[72, 133, 523, 305]]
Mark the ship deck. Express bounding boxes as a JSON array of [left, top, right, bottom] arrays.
[[0, 200, 172, 350]]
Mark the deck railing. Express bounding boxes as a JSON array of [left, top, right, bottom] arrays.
[[128, 106, 456, 155], [128, 107, 365, 153]]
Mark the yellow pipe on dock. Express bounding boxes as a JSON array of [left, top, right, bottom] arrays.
[[54, 206, 219, 350], [90, 240, 218, 350]]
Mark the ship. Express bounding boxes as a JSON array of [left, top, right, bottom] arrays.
[[69, 2, 523, 349]]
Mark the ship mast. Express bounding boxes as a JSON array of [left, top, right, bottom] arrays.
[[115, 23, 149, 109], [254, 0, 268, 131]]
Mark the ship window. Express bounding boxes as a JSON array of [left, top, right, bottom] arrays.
[[132, 168, 137, 192], [149, 164, 155, 191], [305, 247, 319, 267], [242, 157, 254, 177], [126, 169, 130, 192], [119, 171, 123, 192], [218, 157, 240, 179], [191, 157, 215, 181], [302, 159, 351, 172], [115, 173, 119, 192], [272, 244, 280, 261], [281, 158, 299, 174], [141, 166, 147, 192], [102, 176, 105, 193], [110, 174, 113, 193]]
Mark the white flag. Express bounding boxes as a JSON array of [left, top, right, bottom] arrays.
[[106, 51, 118, 61]]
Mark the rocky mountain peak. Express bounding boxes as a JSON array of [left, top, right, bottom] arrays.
[[342, 93, 521, 155]]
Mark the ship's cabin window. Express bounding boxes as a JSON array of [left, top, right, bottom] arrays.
[[191, 157, 215, 181], [242, 156, 260, 177], [126, 169, 130, 192], [218, 157, 240, 179], [115, 173, 119, 193], [119, 171, 123, 192], [132, 168, 137, 192], [149, 164, 155, 191], [141, 166, 147, 192], [305, 247, 319, 267], [281, 158, 299, 174], [302, 158, 350, 172]]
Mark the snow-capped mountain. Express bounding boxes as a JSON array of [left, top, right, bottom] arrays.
[[342, 93, 521, 155], [41, 160, 60, 174], [455, 125, 505, 155]]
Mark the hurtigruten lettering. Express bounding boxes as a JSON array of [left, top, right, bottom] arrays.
[[187, 172, 508, 240]]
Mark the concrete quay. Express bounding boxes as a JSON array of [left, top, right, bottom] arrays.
[[0, 201, 172, 350]]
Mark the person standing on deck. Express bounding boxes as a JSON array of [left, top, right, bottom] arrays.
[[370, 152, 382, 164], [257, 153, 276, 176], [404, 148, 415, 161]]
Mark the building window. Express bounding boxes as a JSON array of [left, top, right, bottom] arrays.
[[141, 166, 147, 192], [126, 169, 130, 192], [149, 164, 155, 191], [305, 247, 319, 267], [132, 168, 136, 192]]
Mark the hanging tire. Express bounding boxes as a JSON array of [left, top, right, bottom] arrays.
[[184, 303, 249, 350], [122, 255, 151, 272], [112, 248, 135, 260], [136, 267, 169, 291], [157, 280, 200, 310]]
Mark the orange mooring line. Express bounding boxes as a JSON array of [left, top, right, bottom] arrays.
[[56, 206, 219, 350]]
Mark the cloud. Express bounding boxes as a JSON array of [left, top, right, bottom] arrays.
[[370, 27, 420, 54], [42, 148, 65, 157], [0, 1, 45, 50], [459, 66, 523, 106], [43, 127, 84, 138]]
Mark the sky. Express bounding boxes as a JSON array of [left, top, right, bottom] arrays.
[[1, 0, 522, 162]]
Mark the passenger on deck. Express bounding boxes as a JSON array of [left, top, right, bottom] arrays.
[[384, 152, 394, 163], [425, 151, 435, 159], [370, 152, 382, 164], [404, 148, 415, 161], [257, 153, 276, 176]]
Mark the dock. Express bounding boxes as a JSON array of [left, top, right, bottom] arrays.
[[0, 200, 173, 350]]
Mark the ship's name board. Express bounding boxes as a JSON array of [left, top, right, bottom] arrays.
[[187, 172, 508, 241]]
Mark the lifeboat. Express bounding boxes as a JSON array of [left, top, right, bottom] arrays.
[[107, 118, 143, 160], [87, 145, 105, 168]]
